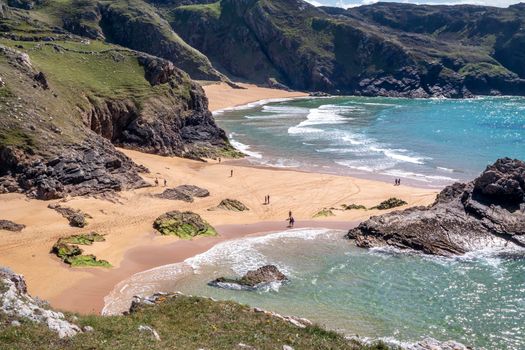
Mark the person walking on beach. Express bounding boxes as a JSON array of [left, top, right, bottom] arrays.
[[164, 179, 167, 187], [267, 195, 270, 204], [398, 178, 401, 186], [289, 210, 292, 218], [289, 216, 295, 228], [264, 195, 268, 205], [230, 169, 234, 177], [154, 178, 159, 187]]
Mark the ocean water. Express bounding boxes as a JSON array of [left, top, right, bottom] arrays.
[[215, 96, 525, 187], [104, 229, 525, 350]]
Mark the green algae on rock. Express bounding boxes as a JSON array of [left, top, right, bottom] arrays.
[[153, 210, 217, 238], [51, 233, 110, 268], [209, 198, 249, 212], [371, 198, 408, 210], [313, 208, 335, 218]]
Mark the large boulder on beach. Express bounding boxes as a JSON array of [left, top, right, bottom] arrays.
[[48, 204, 91, 228], [209, 199, 249, 212], [347, 158, 525, 256], [209, 265, 288, 290], [0, 220, 25, 232], [153, 210, 216, 238], [156, 185, 209, 203]]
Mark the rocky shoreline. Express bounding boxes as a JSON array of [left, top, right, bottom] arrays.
[[347, 158, 525, 256]]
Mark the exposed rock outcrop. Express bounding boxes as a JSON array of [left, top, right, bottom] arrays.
[[0, 267, 81, 338], [51, 233, 110, 267], [156, 184, 210, 202], [48, 204, 92, 228], [209, 198, 249, 212], [209, 265, 288, 290], [347, 158, 525, 256], [153, 210, 216, 238], [0, 219, 25, 232]]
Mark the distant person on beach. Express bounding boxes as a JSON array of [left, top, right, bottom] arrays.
[[164, 179, 167, 187], [289, 216, 295, 228], [267, 195, 270, 204], [154, 178, 159, 187], [230, 169, 233, 177], [218, 157, 221, 164], [398, 178, 401, 186], [289, 210, 292, 218]]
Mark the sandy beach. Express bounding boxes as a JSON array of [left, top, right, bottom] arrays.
[[0, 83, 439, 314]]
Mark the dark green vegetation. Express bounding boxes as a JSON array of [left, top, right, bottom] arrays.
[[153, 210, 217, 238], [0, 1, 235, 199], [0, 293, 392, 349], [342, 204, 367, 210], [51, 232, 111, 267], [371, 198, 408, 210], [313, 208, 335, 218]]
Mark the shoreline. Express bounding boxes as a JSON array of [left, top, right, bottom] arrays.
[[0, 83, 440, 315]]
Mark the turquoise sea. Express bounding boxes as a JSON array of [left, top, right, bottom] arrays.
[[215, 96, 525, 187], [104, 97, 525, 349]]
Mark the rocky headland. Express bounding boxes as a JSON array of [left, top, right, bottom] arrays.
[[347, 158, 525, 256]]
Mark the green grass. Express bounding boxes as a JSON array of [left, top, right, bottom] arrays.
[[0, 128, 35, 149], [0, 294, 393, 349], [176, 1, 222, 19], [459, 62, 514, 78]]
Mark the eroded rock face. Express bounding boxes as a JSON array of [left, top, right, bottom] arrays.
[[212, 198, 249, 212], [209, 265, 288, 290], [0, 268, 81, 338], [347, 158, 525, 256]]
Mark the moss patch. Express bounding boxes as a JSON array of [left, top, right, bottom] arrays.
[[153, 211, 217, 238], [342, 204, 367, 210], [313, 208, 335, 218], [371, 198, 408, 210], [50, 232, 110, 268]]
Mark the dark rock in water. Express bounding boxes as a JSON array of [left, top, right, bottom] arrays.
[[48, 204, 92, 228], [156, 185, 209, 202], [209, 265, 287, 290], [347, 158, 525, 256], [153, 210, 216, 238], [0, 219, 25, 232], [210, 198, 249, 212], [309, 91, 331, 97]]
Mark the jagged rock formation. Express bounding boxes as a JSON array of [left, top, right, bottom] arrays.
[[153, 210, 216, 238], [156, 184, 209, 202], [209, 265, 288, 290], [347, 158, 525, 256], [48, 204, 92, 227], [0, 219, 25, 232], [0, 268, 81, 338]]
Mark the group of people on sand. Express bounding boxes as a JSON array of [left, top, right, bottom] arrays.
[[394, 178, 402, 186], [154, 178, 167, 187]]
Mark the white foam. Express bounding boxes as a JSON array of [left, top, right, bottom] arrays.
[[186, 228, 333, 275], [228, 133, 262, 159], [370, 146, 428, 165], [381, 169, 459, 183], [437, 166, 455, 173]]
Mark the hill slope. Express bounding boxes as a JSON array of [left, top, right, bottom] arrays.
[[0, 3, 234, 199]]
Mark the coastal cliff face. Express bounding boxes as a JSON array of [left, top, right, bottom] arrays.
[[347, 158, 525, 256], [167, 0, 525, 97], [0, 5, 232, 199]]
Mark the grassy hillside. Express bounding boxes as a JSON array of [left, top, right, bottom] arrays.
[[0, 293, 392, 350]]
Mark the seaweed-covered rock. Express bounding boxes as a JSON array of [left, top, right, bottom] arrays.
[[347, 158, 525, 256], [51, 233, 110, 267], [156, 185, 210, 203], [371, 198, 407, 210], [0, 219, 25, 232], [210, 199, 249, 212], [153, 210, 216, 238], [341, 204, 366, 210], [48, 204, 92, 228], [313, 208, 334, 218], [209, 265, 287, 290]]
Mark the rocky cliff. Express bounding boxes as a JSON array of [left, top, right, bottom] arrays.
[[168, 0, 525, 97], [347, 158, 525, 256], [0, 5, 233, 199]]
